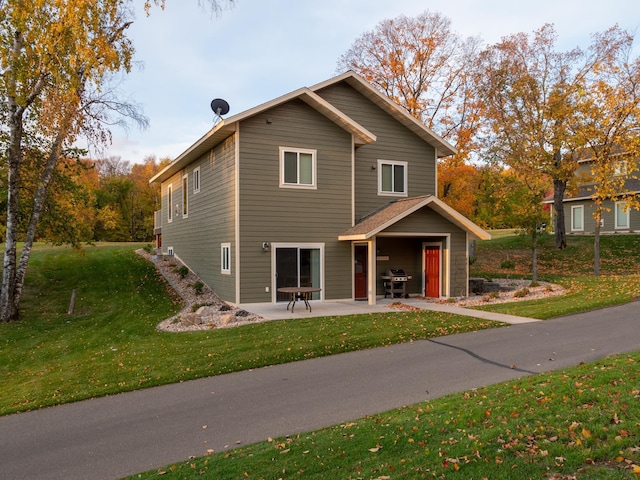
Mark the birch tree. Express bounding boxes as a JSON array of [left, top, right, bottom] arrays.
[[1, 0, 235, 322]]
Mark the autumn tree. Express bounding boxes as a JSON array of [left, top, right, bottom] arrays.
[[438, 162, 482, 220], [476, 24, 628, 251], [0, 0, 235, 322], [0, 1, 144, 322], [337, 11, 483, 164], [574, 29, 640, 275]]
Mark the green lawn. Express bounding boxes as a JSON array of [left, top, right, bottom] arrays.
[[2, 237, 639, 478], [131, 352, 640, 479], [1, 244, 500, 416]]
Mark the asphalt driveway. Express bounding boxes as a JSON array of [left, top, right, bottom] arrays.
[[0, 301, 638, 480]]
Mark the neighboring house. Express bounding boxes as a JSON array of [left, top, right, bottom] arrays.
[[544, 153, 640, 234], [150, 71, 490, 307]]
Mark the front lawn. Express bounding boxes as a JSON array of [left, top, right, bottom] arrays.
[[0, 244, 499, 416], [131, 351, 640, 479]]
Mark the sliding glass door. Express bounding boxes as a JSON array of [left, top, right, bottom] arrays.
[[275, 246, 322, 302]]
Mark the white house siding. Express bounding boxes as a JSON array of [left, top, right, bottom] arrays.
[[237, 99, 354, 303]]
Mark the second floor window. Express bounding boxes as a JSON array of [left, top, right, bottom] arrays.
[[280, 147, 316, 188], [193, 166, 201, 194], [182, 174, 189, 218], [167, 184, 173, 222], [378, 160, 407, 196]]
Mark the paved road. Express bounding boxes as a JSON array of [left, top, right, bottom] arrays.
[[1, 302, 638, 480]]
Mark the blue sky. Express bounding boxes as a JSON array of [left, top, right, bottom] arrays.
[[101, 0, 640, 163]]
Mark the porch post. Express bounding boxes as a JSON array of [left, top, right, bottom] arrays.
[[368, 237, 376, 305]]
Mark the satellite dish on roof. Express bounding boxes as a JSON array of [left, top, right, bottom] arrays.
[[210, 98, 230, 125]]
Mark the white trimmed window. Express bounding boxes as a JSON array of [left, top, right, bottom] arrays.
[[571, 205, 584, 232], [182, 174, 189, 218], [378, 160, 407, 196], [615, 201, 629, 229], [167, 184, 173, 223], [221, 243, 231, 274], [193, 166, 201, 194], [280, 147, 316, 188]]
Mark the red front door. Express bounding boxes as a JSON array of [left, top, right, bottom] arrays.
[[424, 246, 440, 298], [354, 245, 368, 300]]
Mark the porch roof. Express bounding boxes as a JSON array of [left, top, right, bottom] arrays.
[[338, 195, 491, 241]]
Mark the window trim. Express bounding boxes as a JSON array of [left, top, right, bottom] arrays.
[[378, 159, 408, 197], [571, 205, 584, 232], [221, 243, 231, 275], [615, 201, 630, 229], [279, 147, 317, 189], [167, 184, 173, 223], [182, 174, 189, 218], [193, 166, 201, 194]]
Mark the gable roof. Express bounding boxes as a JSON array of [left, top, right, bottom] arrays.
[[150, 86, 377, 184], [543, 179, 640, 203], [311, 72, 456, 158], [150, 71, 457, 184], [338, 195, 491, 241]]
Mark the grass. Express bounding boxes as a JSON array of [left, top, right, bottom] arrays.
[[130, 352, 640, 479], [469, 233, 640, 319], [2, 235, 639, 478], [0, 244, 500, 416]]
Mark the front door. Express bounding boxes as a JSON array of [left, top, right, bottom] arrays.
[[424, 245, 440, 298], [354, 244, 368, 300]]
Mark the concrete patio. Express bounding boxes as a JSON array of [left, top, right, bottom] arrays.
[[239, 296, 540, 325]]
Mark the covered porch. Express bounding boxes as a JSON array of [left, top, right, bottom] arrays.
[[340, 195, 490, 305]]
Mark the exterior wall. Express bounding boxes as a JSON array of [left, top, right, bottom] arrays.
[[237, 99, 354, 303], [315, 83, 438, 220], [379, 207, 468, 297], [564, 198, 640, 234], [160, 135, 237, 302]]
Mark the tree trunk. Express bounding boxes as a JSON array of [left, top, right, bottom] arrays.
[[531, 228, 538, 282], [0, 106, 25, 322], [13, 132, 67, 306], [553, 178, 567, 250], [594, 207, 602, 276]]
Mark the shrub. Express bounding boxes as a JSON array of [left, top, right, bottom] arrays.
[[482, 291, 500, 302], [514, 287, 530, 298], [176, 265, 189, 279], [530, 281, 540, 287], [193, 281, 204, 295], [500, 259, 515, 269], [143, 244, 153, 253]]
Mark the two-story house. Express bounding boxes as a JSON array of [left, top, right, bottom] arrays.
[[544, 152, 640, 234], [150, 71, 490, 307]]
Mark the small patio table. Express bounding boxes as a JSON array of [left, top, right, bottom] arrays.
[[277, 287, 322, 313]]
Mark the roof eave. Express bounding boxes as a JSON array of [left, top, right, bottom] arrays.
[[311, 71, 457, 158]]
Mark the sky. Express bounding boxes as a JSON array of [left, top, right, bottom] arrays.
[[98, 0, 640, 164]]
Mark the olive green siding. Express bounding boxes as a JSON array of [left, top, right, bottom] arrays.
[[315, 83, 438, 220], [237, 100, 354, 303], [564, 199, 640, 234], [376, 208, 468, 297], [156, 75, 479, 305], [161, 135, 237, 302]]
